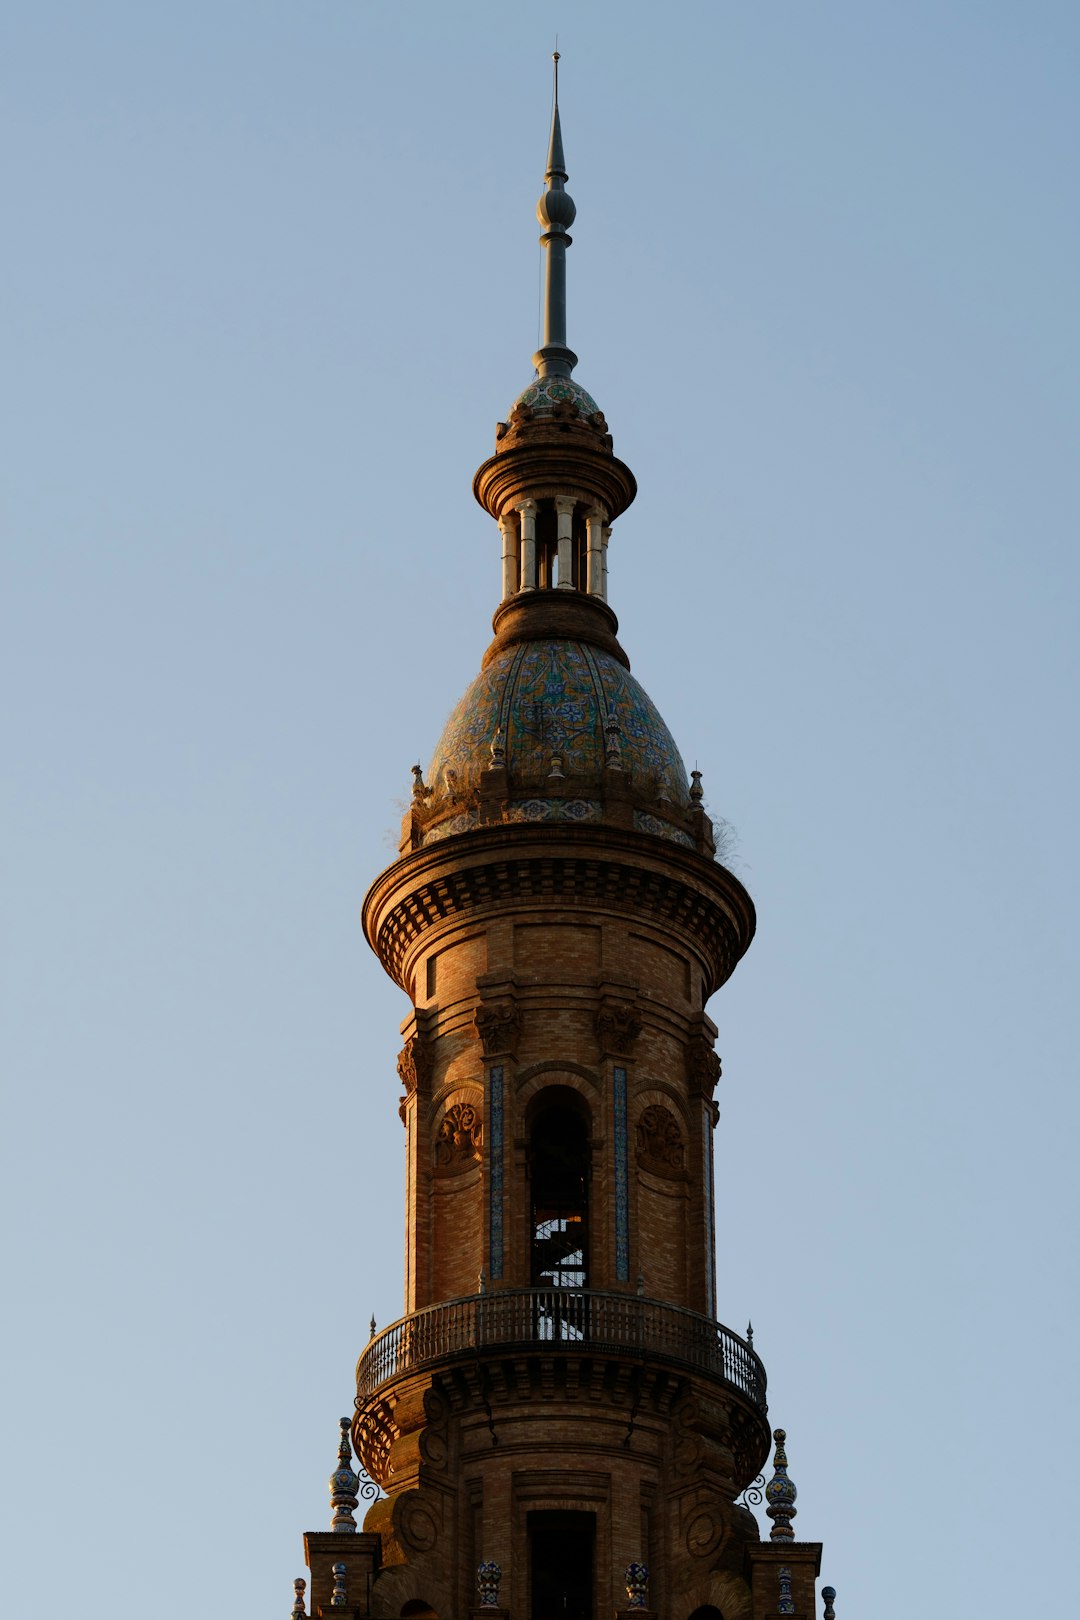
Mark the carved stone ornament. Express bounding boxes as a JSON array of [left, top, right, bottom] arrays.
[[433, 1102, 483, 1173], [474, 1000, 521, 1058], [595, 1003, 642, 1055], [636, 1104, 686, 1174], [397, 1036, 433, 1096], [687, 1035, 722, 1095]]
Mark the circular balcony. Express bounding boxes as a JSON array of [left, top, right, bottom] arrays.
[[356, 1287, 767, 1413]]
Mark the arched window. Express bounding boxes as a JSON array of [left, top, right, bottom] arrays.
[[528, 1092, 590, 1339], [400, 1603, 438, 1620], [687, 1606, 726, 1620]]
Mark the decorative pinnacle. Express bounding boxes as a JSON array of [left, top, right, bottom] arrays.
[[777, 1567, 795, 1615], [331, 1565, 348, 1608], [822, 1588, 837, 1620], [534, 52, 578, 380], [291, 1578, 307, 1620], [765, 1427, 798, 1541], [329, 1417, 360, 1532]]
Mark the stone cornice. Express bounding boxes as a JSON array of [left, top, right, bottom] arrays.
[[363, 823, 755, 995]]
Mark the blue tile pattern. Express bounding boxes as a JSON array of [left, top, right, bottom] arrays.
[[489, 1065, 504, 1278], [429, 640, 689, 805], [512, 375, 601, 418], [614, 1065, 629, 1282], [634, 810, 695, 848]]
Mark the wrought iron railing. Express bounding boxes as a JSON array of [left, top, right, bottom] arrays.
[[356, 1288, 766, 1412]]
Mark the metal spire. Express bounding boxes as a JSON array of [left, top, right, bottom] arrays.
[[534, 51, 578, 379]]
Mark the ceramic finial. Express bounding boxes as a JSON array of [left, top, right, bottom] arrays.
[[778, 1567, 795, 1615], [624, 1563, 650, 1609], [331, 1565, 348, 1607], [329, 1417, 360, 1532], [291, 1578, 307, 1620], [476, 1561, 503, 1608], [765, 1427, 798, 1541], [822, 1587, 837, 1620]]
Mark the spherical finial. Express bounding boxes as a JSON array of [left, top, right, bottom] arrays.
[[822, 1587, 837, 1619], [329, 1417, 360, 1532], [765, 1426, 798, 1541], [291, 1578, 307, 1620]]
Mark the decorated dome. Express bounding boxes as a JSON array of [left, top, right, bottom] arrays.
[[511, 374, 601, 419], [428, 638, 688, 803]]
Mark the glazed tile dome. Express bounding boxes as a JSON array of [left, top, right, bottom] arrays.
[[428, 638, 689, 803], [511, 375, 601, 419]]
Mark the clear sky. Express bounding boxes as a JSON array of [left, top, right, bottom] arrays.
[[4, 4, 1078, 1617]]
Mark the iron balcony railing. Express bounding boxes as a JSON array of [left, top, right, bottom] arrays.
[[356, 1287, 766, 1413]]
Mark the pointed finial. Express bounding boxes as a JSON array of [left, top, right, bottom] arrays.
[[411, 763, 427, 800], [331, 1565, 348, 1608], [534, 55, 578, 379], [777, 1567, 795, 1615], [489, 727, 506, 768], [765, 1427, 798, 1541], [689, 769, 704, 803], [746, 1320, 754, 1346], [291, 1578, 307, 1620], [368, 1315, 376, 1339], [329, 1417, 360, 1532], [822, 1588, 836, 1620]]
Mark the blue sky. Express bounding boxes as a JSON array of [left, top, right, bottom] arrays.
[[4, 5, 1078, 1617]]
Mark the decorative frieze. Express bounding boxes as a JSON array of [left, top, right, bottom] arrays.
[[687, 1034, 722, 1097], [596, 1001, 642, 1055], [474, 1000, 521, 1058]]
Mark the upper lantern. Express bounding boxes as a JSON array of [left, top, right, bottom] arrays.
[[397, 62, 720, 866]]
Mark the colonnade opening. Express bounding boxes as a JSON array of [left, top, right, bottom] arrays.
[[529, 1510, 594, 1620]]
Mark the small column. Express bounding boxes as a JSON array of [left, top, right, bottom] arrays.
[[517, 499, 538, 590], [555, 496, 575, 588], [585, 506, 607, 596], [601, 523, 612, 602], [498, 511, 520, 599]]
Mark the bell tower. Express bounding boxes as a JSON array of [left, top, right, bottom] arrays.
[[288, 59, 835, 1620]]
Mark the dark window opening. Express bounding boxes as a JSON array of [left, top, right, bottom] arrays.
[[530, 1510, 593, 1620], [536, 504, 557, 589], [688, 1607, 726, 1620], [529, 1099, 590, 1339]]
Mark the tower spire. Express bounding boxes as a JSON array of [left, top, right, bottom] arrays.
[[534, 51, 578, 379]]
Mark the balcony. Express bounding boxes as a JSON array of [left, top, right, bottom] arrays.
[[356, 1287, 767, 1414]]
